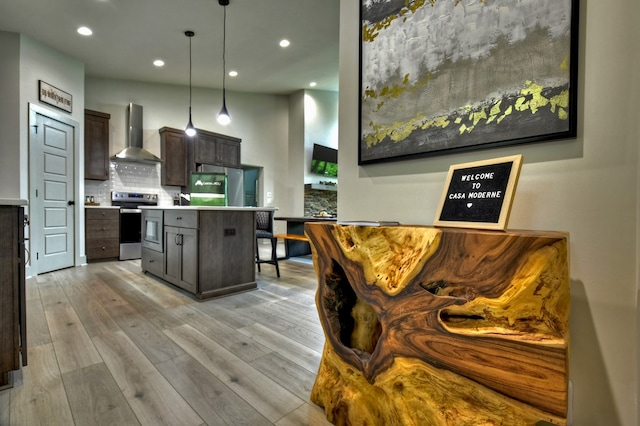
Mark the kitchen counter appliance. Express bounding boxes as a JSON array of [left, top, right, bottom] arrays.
[[111, 191, 158, 260]]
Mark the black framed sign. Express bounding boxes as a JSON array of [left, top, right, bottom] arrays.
[[434, 155, 523, 230], [359, 0, 579, 164]]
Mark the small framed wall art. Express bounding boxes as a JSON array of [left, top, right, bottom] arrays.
[[434, 154, 523, 231], [39, 80, 73, 113]]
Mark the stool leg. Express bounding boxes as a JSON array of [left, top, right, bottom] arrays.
[[256, 238, 261, 272], [271, 237, 280, 278]]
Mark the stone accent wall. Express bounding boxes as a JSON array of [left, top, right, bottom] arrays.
[[304, 186, 337, 216]]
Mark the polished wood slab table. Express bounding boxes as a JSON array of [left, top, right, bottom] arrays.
[[274, 216, 337, 257], [305, 222, 570, 426]]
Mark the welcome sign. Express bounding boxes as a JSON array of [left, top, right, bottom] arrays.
[[434, 155, 523, 230]]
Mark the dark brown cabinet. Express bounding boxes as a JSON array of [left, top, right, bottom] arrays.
[[160, 127, 190, 187], [0, 205, 26, 389], [84, 109, 111, 180], [194, 131, 241, 168], [85, 208, 120, 261], [141, 208, 256, 299], [160, 127, 241, 187]]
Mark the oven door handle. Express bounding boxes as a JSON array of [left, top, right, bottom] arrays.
[[120, 208, 143, 213]]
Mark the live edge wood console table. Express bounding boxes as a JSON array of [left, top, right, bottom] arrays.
[[304, 223, 570, 426]]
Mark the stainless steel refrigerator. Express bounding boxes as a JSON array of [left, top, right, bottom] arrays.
[[197, 165, 244, 207]]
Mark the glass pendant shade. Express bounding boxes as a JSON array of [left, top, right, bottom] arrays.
[[185, 106, 197, 136], [217, 91, 231, 125]]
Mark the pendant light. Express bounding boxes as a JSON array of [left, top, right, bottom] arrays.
[[184, 30, 197, 137], [217, 0, 231, 125]]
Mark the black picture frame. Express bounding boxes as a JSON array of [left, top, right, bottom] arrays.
[[358, 0, 579, 165]]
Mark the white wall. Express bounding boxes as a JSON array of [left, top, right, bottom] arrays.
[[303, 90, 339, 185], [85, 76, 292, 223], [288, 91, 305, 217], [339, 0, 639, 425], [0, 32, 21, 200]]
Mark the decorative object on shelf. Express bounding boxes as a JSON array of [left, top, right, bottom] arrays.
[[358, 0, 579, 164], [184, 30, 197, 137], [217, 0, 231, 126], [434, 154, 523, 231], [306, 223, 571, 426]]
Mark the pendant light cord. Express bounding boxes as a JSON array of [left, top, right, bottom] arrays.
[[222, 4, 227, 97], [189, 34, 193, 107]]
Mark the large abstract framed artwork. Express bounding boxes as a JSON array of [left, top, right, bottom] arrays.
[[359, 0, 579, 164]]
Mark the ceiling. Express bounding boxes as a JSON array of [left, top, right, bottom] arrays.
[[0, 0, 340, 95]]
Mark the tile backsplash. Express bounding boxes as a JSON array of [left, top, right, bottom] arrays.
[[84, 162, 179, 206]]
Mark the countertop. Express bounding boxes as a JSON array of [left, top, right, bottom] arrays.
[[275, 216, 337, 222], [0, 199, 28, 206], [85, 205, 120, 209], [139, 206, 278, 211]]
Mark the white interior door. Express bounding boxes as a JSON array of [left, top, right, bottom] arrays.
[[29, 106, 76, 274]]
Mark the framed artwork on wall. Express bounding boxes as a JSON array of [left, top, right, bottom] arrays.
[[358, 0, 579, 165]]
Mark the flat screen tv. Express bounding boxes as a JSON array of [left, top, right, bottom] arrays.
[[310, 144, 338, 177]]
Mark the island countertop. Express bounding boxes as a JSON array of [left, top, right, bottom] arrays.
[[0, 199, 28, 206], [140, 206, 278, 211], [274, 216, 336, 222]]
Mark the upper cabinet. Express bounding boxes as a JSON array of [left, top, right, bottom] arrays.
[[160, 127, 242, 187], [194, 130, 241, 168], [160, 127, 189, 187], [84, 109, 111, 180]]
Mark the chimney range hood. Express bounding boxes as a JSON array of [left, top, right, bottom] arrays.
[[112, 103, 162, 164]]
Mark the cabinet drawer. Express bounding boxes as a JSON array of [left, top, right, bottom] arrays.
[[86, 208, 119, 221], [86, 238, 119, 259], [164, 210, 198, 228], [86, 219, 119, 238], [141, 247, 163, 276]]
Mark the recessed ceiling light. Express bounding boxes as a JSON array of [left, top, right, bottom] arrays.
[[228, 70, 238, 77], [309, 82, 317, 87], [153, 59, 165, 67], [279, 39, 290, 48], [77, 26, 93, 36]]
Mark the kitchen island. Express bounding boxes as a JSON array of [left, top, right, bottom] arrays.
[[139, 206, 276, 299]]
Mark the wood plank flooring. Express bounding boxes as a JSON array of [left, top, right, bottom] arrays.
[[0, 248, 332, 426]]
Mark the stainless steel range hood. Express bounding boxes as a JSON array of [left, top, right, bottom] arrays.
[[112, 103, 162, 164]]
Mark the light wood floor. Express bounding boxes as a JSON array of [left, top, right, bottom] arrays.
[[0, 248, 332, 426]]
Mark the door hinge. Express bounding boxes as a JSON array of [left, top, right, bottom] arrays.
[[32, 125, 38, 134]]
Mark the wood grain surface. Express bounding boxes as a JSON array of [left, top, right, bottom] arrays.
[[306, 223, 570, 426], [2, 252, 330, 425]]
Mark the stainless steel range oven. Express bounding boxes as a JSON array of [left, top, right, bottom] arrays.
[[111, 192, 158, 260]]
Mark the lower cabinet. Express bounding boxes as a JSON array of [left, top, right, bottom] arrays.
[[141, 247, 163, 277], [0, 205, 26, 389], [164, 225, 198, 294], [141, 208, 256, 299], [85, 208, 120, 261]]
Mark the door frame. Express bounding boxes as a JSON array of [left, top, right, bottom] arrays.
[[28, 103, 84, 276]]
